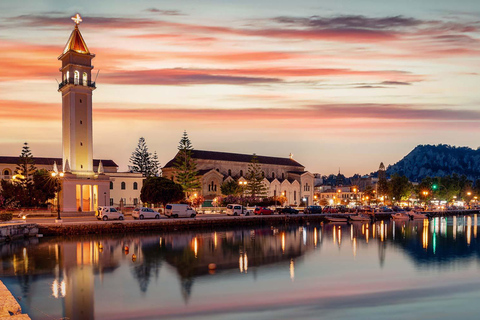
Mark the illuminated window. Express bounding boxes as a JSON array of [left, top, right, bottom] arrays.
[[83, 72, 87, 86], [66, 71, 70, 82], [74, 70, 79, 85]]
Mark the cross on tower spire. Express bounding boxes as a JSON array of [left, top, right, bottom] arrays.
[[71, 13, 82, 25]]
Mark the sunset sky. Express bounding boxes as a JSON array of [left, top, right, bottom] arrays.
[[1, 0, 480, 175]]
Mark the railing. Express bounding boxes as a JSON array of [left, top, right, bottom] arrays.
[[58, 78, 96, 90]]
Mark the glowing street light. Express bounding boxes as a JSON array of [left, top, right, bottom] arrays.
[[51, 171, 64, 223]]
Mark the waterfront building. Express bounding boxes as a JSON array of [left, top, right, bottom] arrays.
[[162, 150, 315, 206]]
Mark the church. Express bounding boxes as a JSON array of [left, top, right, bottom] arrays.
[[0, 15, 143, 213]]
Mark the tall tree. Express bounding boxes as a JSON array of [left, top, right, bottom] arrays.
[[130, 137, 160, 177], [245, 155, 267, 198], [173, 131, 200, 197]]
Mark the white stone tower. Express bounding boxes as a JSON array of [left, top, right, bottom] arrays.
[[58, 14, 95, 175]]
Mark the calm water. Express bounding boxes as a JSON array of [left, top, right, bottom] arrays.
[[2, 216, 480, 320]]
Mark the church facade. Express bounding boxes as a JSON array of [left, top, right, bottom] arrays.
[[162, 150, 315, 206]]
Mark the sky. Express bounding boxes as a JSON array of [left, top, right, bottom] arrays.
[[1, 0, 480, 176]]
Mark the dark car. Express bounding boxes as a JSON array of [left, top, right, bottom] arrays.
[[304, 206, 322, 214], [278, 206, 299, 214], [254, 207, 274, 215]]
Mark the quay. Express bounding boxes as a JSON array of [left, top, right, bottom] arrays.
[[0, 280, 31, 319]]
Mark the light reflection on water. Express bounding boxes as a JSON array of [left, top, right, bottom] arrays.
[[1, 215, 480, 319]]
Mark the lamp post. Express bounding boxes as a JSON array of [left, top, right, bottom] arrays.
[[51, 172, 64, 223], [104, 192, 107, 206]]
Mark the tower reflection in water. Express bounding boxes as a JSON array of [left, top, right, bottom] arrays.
[[1, 215, 480, 319]]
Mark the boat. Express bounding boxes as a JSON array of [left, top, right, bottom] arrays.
[[349, 214, 371, 222], [391, 212, 410, 220], [409, 212, 428, 219]]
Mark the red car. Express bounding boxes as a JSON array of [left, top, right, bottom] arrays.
[[254, 207, 274, 215]]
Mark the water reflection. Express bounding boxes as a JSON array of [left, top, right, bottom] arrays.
[[1, 217, 480, 319]]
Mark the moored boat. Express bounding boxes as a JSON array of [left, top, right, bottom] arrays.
[[325, 217, 348, 223], [409, 212, 428, 219], [391, 212, 410, 220], [349, 214, 371, 222]]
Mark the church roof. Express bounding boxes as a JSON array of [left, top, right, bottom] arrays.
[[62, 25, 90, 55], [163, 150, 304, 168], [0, 156, 117, 168]]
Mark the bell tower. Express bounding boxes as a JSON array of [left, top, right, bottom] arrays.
[[58, 14, 95, 175]]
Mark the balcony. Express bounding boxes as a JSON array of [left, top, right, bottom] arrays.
[[58, 78, 96, 90]]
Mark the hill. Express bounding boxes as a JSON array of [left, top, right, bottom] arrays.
[[386, 144, 480, 182]]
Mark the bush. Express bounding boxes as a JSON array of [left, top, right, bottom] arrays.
[[0, 212, 13, 221]]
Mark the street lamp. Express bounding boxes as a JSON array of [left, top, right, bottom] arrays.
[[51, 172, 64, 223], [104, 192, 107, 206]]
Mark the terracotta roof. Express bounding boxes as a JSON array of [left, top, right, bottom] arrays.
[[0, 156, 117, 168], [62, 25, 90, 55], [164, 150, 304, 168]]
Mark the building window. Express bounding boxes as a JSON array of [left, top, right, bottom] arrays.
[[240, 170, 243, 176], [66, 71, 69, 82], [209, 181, 216, 192], [228, 169, 231, 176], [83, 72, 87, 86], [294, 191, 297, 201], [121, 182, 126, 190], [3, 169, 11, 177], [133, 182, 138, 190], [110, 198, 114, 206], [272, 172, 275, 179], [282, 173, 285, 179], [74, 70, 79, 85], [110, 181, 113, 190]]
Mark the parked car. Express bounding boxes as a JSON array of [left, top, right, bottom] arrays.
[[254, 207, 274, 215], [304, 206, 323, 214], [278, 206, 299, 214], [132, 207, 160, 220], [226, 204, 252, 216], [96, 206, 124, 221], [165, 204, 197, 218]]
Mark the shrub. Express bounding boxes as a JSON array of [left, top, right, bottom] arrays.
[[0, 212, 13, 221]]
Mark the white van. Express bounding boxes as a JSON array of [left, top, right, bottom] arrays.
[[165, 204, 196, 218], [226, 204, 252, 216]]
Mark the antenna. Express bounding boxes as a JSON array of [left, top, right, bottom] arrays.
[[94, 70, 100, 82]]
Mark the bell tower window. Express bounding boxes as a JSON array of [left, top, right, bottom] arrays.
[[74, 70, 79, 85], [83, 72, 87, 86], [66, 71, 70, 82]]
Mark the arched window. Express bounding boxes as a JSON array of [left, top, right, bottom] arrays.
[[282, 173, 285, 179], [228, 169, 232, 176], [121, 182, 126, 190], [240, 170, 243, 176], [83, 72, 87, 86], [133, 182, 138, 190], [272, 172, 275, 179], [110, 181, 113, 190], [74, 70, 79, 85]]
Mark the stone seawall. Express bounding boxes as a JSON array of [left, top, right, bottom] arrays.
[[39, 215, 329, 236], [0, 223, 38, 243]]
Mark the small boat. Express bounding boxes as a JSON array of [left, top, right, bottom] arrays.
[[391, 212, 410, 220], [409, 212, 428, 219], [325, 217, 348, 223], [349, 214, 371, 222]]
